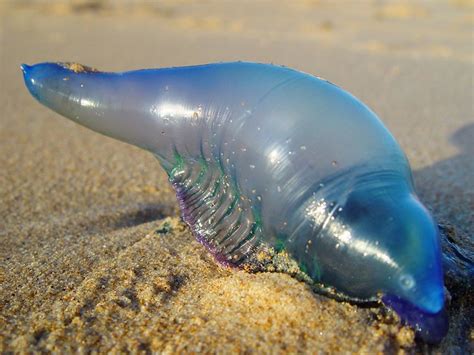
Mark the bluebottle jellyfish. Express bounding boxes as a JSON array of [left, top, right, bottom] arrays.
[[21, 61, 448, 343]]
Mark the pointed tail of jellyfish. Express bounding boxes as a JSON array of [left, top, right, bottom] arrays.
[[21, 62, 160, 151]]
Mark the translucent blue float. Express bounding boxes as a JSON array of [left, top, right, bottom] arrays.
[[21, 62, 448, 342]]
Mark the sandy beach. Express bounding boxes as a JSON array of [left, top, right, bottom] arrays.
[[0, 0, 472, 353]]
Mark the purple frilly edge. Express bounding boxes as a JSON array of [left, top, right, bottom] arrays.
[[173, 183, 240, 268]]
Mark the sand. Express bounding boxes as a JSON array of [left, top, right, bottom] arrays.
[[0, 0, 472, 353]]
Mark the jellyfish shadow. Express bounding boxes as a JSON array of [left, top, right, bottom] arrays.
[[412, 122, 473, 280], [412, 122, 473, 350]]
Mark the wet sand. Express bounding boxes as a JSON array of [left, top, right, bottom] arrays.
[[0, 1, 473, 353]]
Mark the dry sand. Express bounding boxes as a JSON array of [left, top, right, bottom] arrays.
[[0, 0, 473, 353]]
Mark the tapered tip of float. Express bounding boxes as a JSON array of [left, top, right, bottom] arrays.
[[20, 63, 42, 101], [20, 63, 31, 75], [21, 62, 75, 104]]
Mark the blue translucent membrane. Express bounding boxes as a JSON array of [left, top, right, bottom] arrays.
[[22, 62, 447, 342]]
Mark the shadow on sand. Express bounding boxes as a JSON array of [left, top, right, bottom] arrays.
[[412, 122, 473, 280], [413, 122, 473, 351]]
